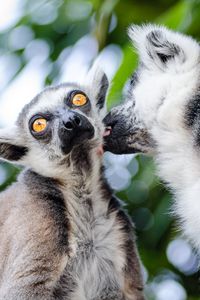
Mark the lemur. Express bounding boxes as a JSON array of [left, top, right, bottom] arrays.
[[0, 67, 144, 299], [104, 25, 200, 254]]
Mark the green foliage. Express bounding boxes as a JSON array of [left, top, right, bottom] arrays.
[[1, 0, 200, 298]]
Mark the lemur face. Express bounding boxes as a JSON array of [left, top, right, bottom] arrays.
[[0, 68, 109, 177], [103, 96, 154, 154], [19, 85, 101, 157], [104, 25, 200, 154]]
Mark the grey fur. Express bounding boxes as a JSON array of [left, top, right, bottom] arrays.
[[0, 68, 144, 299]]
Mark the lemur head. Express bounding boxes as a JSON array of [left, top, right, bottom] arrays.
[[104, 24, 200, 154], [0, 68, 109, 178]]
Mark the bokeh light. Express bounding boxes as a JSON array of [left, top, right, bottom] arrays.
[[167, 238, 198, 275], [0, 0, 200, 298], [153, 279, 187, 300]]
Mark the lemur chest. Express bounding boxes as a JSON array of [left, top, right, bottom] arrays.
[[63, 196, 126, 300]]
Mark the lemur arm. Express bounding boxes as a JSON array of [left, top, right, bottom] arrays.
[[119, 210, 145, 300], [109, 196, 145, 300], [0, 184, 69, 300]]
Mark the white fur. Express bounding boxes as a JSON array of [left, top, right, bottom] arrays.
[[128, 24, 200, 251]]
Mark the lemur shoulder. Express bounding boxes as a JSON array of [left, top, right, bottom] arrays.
[[0, 68, 144, 299]]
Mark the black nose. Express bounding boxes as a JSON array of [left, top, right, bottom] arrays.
[[60, 111, 95, 154], [63, 113, 82, 130], [62, 111, 94, 136]]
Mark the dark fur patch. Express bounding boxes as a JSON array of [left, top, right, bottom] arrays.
[[116, 209, 144, 292], [70, 143, 93, 172], [24, 170, 70, 253], [29, 111, 53, 144], [185, 94, 200, 145], [108, 196, 121, 214], [147, 30, 180, 64], [97, 74, 109, 109], [130, 71, 139, 88], [0, 143, 28, 161], [157, 52, 174, 63], [147, 30, 162, 46], [185, 94, 200, 127]]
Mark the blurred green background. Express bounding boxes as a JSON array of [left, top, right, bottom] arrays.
[[0, 0, 200, 299]]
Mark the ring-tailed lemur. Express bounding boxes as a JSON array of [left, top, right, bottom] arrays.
[[104, 25, 200, 253], [0, 67, 144, 299]]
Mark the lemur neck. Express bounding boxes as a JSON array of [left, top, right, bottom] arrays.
[[68, 145, 106, 193], [21, 143, 108, 200]]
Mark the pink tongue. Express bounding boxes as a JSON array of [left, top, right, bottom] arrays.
[[96, 127, 112, 156], [96, 145, 104, 156], [103, 126, 112, 137]]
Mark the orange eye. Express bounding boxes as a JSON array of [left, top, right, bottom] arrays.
[[32, 118, 47, 133], [72, 93, 87, 107]]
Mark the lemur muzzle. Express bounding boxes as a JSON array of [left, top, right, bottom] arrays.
[[59, 111, 95, 154], [63, 112, 82, 131], [62, 111, 94, 137]]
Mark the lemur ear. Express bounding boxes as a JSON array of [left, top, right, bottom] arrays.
[[128, 24, 200, 71], [0, 127, 28, 163], [87, 67, 109, 110]]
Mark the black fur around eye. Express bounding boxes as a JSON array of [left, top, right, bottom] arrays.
[[66, 90, 90, 108], [29, 114, 52, 137]]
